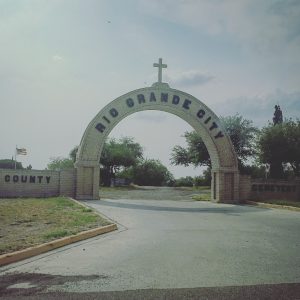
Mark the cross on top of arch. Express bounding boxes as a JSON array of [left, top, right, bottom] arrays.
[[153, 58, 167, 83]]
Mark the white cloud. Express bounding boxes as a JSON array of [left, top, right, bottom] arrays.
[[139, 0, 300, 62], [165, 70, 214, 87], [218, 89, 300, 127], [52, 55, 64, 62]]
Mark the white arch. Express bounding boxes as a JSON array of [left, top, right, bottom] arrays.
[[75, 84, 239, 203]]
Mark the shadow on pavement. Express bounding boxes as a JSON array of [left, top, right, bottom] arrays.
[[97, 200, 269, 215], [0, 272, 299, 300]]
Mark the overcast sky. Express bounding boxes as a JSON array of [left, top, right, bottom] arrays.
[[1, 0, 300, 178]]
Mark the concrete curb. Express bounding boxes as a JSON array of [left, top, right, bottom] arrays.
[[245, 201, 300, 212], [0, 223, 117, 267]]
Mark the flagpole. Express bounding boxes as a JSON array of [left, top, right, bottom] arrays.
[[15, 145, 17, 170]]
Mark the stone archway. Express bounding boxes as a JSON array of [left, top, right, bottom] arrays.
[[75, 81, 239, 203]]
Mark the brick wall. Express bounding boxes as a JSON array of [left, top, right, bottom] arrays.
[[238, 176, 300, 202], [0, 169, 76, 198], [59, 170, 76, 197], [250, 179, 300, 202], [239, 175, 252, 202]]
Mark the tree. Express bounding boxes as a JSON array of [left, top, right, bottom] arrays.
[[46, 137, 144, 185], [224, 114, 258, 166], [258, 119, 300, 178], [171, 114, 258, 171], [0, 159, 23, 169], [100, 137, 143, 186], [47, 157, 74, 171], [131, 159, 174, 186], [194, 167, 212, 186], [47, 146, 78, 170], [174, 176, 194, 187], [171, 131, 211, 168], [69, 146, 79, 163], [284, 120, 300, 176]]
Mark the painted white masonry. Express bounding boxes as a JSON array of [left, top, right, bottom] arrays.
[[75, 82, 239, 203]]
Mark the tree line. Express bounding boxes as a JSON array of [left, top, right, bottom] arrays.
[[2, 113, 299, 186], [47, 137, 174, 186], [171, 115, 300, 180]]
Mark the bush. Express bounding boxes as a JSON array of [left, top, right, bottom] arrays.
[[194, 176, 209, 186], [132, 159, 174, 186], [174, 176, 194, 187], [0, 159, 23, 169], [194, 167, 211, 186]]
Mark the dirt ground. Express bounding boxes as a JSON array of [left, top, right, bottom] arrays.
[[99, 186, 210, 201]]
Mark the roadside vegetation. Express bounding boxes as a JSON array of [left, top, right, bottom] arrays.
[[45, 115, 300, 187], [171, 114, 259, 177], [2, 114, 300, 186], [250, 199, 300, 208], [0, 197, 111, 255], [30, 114, 300, 207], [191, 187, 211, 201]]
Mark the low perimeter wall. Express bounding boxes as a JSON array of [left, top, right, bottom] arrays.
[[1, 168, 299, 202], [239, 175, 300, 202], [0, 169, 76, 198]]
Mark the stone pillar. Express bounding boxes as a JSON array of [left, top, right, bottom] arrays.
[[238, 175, 252, 202], [59, 169, 76, 197], [75, 161, 99, 200], [211, 168, 239, 203]]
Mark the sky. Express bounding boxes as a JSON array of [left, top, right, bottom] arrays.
[[1, 0, 300, 178]]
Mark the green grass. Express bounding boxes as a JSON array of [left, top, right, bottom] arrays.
[[193, 186, 210, 190], [192, 194, 211, 201], [190, 187, 211, 201], [0, 197, 111, 255], [254, 199, 300, 208], [43, 229, 69, 240], [173, 185, 211, 191]]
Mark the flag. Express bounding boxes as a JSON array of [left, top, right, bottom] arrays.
[[16, 148, 27, 155]]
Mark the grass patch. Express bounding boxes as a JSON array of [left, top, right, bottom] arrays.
[[254, 199, 300, 208], [43, 229, 69, 240], [175, 186, 210, 191], [191, 188, 211, 201], [0, 197, 111, 255], [192, 194, 211, 201], [193, 186, 210, 191]]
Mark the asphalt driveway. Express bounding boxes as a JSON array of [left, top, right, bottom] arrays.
[[1, 187, 300, 299]]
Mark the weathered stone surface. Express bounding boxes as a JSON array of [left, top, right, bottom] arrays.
[[0, 169, 76, 198], [75, 84, 239, 203]]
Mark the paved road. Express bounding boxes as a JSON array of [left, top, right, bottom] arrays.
[[1, 187, 300, 299]]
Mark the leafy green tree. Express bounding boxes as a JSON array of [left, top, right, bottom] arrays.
[[0, 159, 23, 169], [174, 176, 194, 187], [284, 120, 300, 176], [46, 137, 143, 185], [238, 164, 265, 178], [171, 131, 211, 168], [194, 167, 212, 186], [224, 114, 259, 165], [131, 159, 174, 186], [100, 137, 143, 186], [258, 119, 300, 178], [171, 114, 258, 171], [47, 157, 74, 170], [47, 146, 78, 171], [69, 146, 79, 163]]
